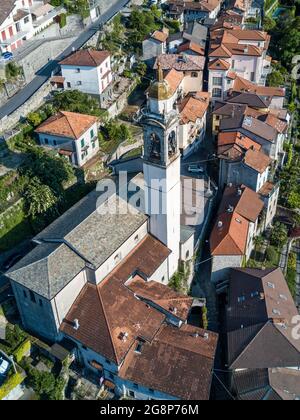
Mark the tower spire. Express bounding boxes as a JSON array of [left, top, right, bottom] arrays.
[[157, 61, 163, 83]]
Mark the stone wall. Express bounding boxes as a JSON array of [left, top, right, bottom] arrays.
[[0, 77, 26, 108], [0, 81, 52, 133]]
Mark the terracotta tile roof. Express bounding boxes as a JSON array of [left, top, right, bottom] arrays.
[[35, 111, 98, 140], [210, 185, 264, 255], [61, 234, 171, 364], [50, 76, 65, 84], [222, 185, 264, 222], [258, 181, 276, 198], [154, 54, 205, 71], [233, 75, 285, 97], [119, 324, 218, 400], [59, 49, 110, 67], [126, 275, 193, 321], [210, 210, 249, 256], [164, 68, 184, 93], [243, 148, 272, 174], [178, 41, 205, 55], [218, 131, 261, 160], [208, 58, 230, 70], [179, 92, 210, 124], [151, 30, 168, 43], [263, 114, 287, 134]]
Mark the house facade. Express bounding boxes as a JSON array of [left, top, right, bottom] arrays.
[[208, 28, 272, 101], [59, 49, 113, 106], [166, 0, 222, 23], [0, 0, 62, 53], [142, 29, 168, 65], [35, 111, 99, 168]]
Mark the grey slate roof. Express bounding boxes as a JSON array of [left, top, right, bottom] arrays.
[[7, 183, 148, 300], [0, 0, 15, 25], [8, 243, 86, 299]]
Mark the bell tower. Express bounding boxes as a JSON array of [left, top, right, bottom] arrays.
[[142, 68, 181, 279]]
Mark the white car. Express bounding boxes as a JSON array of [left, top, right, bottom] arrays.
[[0, 357, 9, 375], [188, 164, 204, 174]]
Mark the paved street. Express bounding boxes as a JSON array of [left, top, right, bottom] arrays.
[[0, 0, 130, 120]]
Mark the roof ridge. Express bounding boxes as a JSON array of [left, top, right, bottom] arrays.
[[61, 111, 80, 139], [230, 321, 267, 368], [96, 283, 119, 363]]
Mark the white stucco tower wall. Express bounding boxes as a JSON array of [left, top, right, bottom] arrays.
[[142, 68, 181, 279]]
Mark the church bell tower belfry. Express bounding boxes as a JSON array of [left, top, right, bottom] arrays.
[[141, 66, 181, 279]]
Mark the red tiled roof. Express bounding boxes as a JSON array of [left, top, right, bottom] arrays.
[[119, 324, 218, 400], [60, 49, 110, 67], [243, 148, 272, 174], [126, 275, 193, 321], [60, 234, 171, 364], [210, 185, 264, 256], [178, 41, 205, 55], [164, 68, 184, 93], [208, 58, 230, 70], [179, 92, 210, 124], [151, 30, 168, 43], [35, 111, 98, 140]]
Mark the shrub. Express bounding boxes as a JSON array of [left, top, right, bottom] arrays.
[[59, 13, 67, 28], [266, 246, 279, 266], [13, 339, 31, 363], [0, 370, 25, 400]]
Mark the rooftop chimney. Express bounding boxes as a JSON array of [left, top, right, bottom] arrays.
[[73, 319, 80, 331]]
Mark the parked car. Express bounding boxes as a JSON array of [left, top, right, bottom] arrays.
[[1, 52, 13, 61], [3, 254, 23, 271], [0, 357, 9, 376], [188, 164, 204, 174]]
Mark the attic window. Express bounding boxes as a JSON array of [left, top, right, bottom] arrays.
[[267, 282, 275, 289], [135, 341, 144, 354]]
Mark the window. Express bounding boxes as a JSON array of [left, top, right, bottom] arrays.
[[24, 16, 30, 24], [92, 142, 96, 149], [232, 60, 235, 68], [191, 72, 198, 78], [53, 140, 57, 146], [75, 68, 81, 73], [81, 153, 85, 161], [238, 296, 245, 303], [82, 345, 87, 350], [128, 390, 135, 398], [251, 291, 259, 298], [114, 253, 121, 265], [90, 129, 94, 139], [161, 276, 165, 283], [109, 373, 114, 380], [267, 282, 275, 289], [23, 290, 27, 299], [77, 81, 82, 86], [149, 389, 154, 394], [81, 139, 85, 148], [133, 383, 139, 389], [29, 290, 36, 303], [134, 234, 139, 243], [186, 250, 190, 259], [67, 82, 71, 88], [251, 72, 255, 82], [212, 77, 223, 86], [44, 138, 49, 145], [39, 299, 43, 307], [105, 359, 111, 365], [212, 88, 222, 98], [135, 342, 143, 354]]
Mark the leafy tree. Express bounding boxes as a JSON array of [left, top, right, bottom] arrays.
[[24, 177, 58, 218], [52, 90, 101, 117], [20, 148, 74, 195], [263, 16, 276, 32], [27, 112, 43, 127], [136, 62, 147, 77], [267, 70, 284, 87], [287, 191, 300, 209], [270, 222, 288, 248]]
